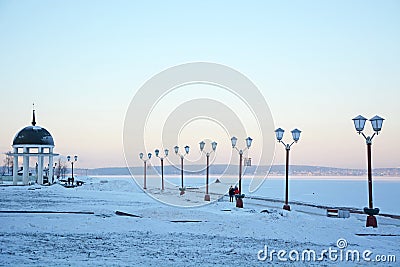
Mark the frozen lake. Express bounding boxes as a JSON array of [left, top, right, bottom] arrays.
[[129, 175, 400, 214]]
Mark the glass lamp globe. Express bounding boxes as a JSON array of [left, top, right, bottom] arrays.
[[199, 141, 205, 152], [231, 136, 237, 148], [352, 115, 367, 133], [211, 141, 217, 151], [246, 137, 253, 148], [291, 129, 301, 142], [370, 115, 384, 134], [275, 128, 284, 141]]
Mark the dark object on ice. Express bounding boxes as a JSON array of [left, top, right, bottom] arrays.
[[260, 209, 270, 213], [170, 220, 203, 223], [364, 207, 380, 216], [221, 209, 231, 212], [115, 211, 142, 218], [215, 178, 221, 183], [76, 180, 84, 186], [0, 210, 94, 214], [355, 233, 399, 236]]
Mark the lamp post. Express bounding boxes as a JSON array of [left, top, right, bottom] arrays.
[[174, 145, 190, 195], [352, 115, 384, 228], [275, 128, 301, 211], [154, 148, 169, 191], [139, 152, 152, 190], [231, 136, 253, 208], [67, 155, 78, 186], [53, 162, 57, 183], [199, 141, 218, 201]]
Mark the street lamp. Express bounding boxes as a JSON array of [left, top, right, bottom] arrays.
[[352, 115, 384, 228], [154, 148, 169, 191], [52, 162, 57, 183], [67, 155, 78, 186], [275, 128, 301, 211], [199, 140, 218, 201], [231, 136, 253, 208], [174, 145, 190, 195], [139, 152, 152, 190]]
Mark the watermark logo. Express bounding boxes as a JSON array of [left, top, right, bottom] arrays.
[[123, 62, 275, 207], [336, 238, 347, 249], [257, 238, 396, 263]]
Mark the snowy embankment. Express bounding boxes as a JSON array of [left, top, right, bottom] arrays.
[[0, 177, 399, 266]]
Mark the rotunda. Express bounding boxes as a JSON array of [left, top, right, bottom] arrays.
[[11, 109, 59, 185]]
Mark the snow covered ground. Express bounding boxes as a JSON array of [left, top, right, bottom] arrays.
[[0, 176, 399, 266]]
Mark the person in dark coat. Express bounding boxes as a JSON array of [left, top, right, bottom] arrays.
[[228, 186, 234, 202]]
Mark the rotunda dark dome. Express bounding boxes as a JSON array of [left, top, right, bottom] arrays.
[[13, 125, 54, 146]]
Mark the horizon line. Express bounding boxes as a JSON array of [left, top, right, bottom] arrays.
[[77, 164, 400, 170]]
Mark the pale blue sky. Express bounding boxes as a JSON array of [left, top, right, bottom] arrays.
[[0, 1, 399, 168]]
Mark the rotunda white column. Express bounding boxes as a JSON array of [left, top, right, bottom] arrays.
[[23, 147, 30, 185], [13, 147, 18, 185], [38, 147, 44, 184]]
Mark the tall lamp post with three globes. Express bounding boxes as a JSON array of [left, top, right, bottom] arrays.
[[274, 128, 301, 211], [352, 115, 384, 228], [199, 140, 217, 201]]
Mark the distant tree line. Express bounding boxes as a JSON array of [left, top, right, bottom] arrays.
[[1, 151, 13, 176]]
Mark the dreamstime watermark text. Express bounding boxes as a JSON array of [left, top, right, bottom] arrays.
[[257, 238, 396, 263]]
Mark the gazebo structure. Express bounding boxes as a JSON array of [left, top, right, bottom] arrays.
[[11, 108, 58, 185]]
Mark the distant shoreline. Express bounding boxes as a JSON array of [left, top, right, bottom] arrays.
[[66, 174, 400, 182], [71, 164, 400, 177], [3, 164, 399, 179]]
